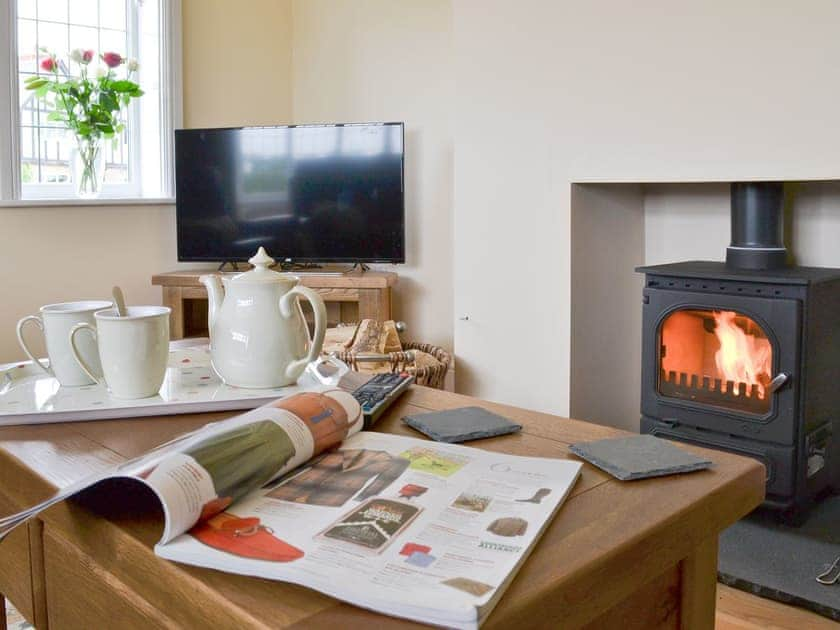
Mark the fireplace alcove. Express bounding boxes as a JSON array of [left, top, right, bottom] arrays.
[[569, 180, 840, 433], [571, 180, 840, 510]]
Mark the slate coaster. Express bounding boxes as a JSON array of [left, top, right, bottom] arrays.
[[402, 406, 522, 443], [568, 435, 712, 480]]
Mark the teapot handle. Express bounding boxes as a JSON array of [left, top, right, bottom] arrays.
[[279, 286, 327, 382]]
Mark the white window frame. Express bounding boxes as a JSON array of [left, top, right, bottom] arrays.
[[0, 0, 182, 202]]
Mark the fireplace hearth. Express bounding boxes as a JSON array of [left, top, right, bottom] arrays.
[[637, 182, 840, 512]]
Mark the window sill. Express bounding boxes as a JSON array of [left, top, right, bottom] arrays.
[[0, 197, 175, 208]]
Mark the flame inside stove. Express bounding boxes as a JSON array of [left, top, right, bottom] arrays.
[[712, 311, 772, 398]]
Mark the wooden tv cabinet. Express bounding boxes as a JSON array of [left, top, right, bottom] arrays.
[[152, 269, 398, 339]]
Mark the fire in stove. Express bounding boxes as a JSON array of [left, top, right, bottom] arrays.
[[659, 309, 773, 413], [713, 311, 772, 397]]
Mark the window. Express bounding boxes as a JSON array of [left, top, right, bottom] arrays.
[[0, 0, 181, 201]]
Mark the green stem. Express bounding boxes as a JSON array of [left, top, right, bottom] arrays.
[[52, 64, 75, 130]]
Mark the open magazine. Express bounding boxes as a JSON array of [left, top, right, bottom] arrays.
[[0, 389, 581, 629]]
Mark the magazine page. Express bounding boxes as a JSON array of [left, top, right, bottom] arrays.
[[0, 389, 363, 544], [155, 431, 582, 629]]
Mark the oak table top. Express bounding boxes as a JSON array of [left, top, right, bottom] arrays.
[[0, 383, 764, 629]]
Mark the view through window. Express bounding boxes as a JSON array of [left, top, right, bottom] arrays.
[[10, 0, 175, 199], [18, 0, 132, 186]]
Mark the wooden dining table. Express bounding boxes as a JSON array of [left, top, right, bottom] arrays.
[[0, 378, 764, 629]]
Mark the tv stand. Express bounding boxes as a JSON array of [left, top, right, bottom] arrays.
[[217, 261, 247, 272], [152, 268, 398, 339], [274, 261, 325, 272], [270, 261, 371, 274]]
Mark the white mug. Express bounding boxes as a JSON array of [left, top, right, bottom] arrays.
[[70, 306, 171, 399], [16, 301, 113, 387]]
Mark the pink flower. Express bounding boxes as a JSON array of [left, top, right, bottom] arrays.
[[82, 49, 94, 63], [40, 56, 56, 72], [101, 52, 123, 68]]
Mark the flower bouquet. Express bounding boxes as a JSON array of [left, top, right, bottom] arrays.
[[25, 49, 143, 198]]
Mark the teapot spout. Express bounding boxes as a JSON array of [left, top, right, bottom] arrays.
[[199, 274, 224, 330]]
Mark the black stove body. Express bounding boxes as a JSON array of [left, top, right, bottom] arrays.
[[637, 183, 840, 511]]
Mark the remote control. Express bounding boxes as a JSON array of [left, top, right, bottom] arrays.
[[352, 372, 415, 429]]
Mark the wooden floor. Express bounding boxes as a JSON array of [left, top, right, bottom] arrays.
[[716, 584, 839, 629]]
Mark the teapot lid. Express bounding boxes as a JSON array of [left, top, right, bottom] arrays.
[[229, 247, 297, 285]]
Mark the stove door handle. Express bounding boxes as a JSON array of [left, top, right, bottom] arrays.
[[768, 372, 790, 394]]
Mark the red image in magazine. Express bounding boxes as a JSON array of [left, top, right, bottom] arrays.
[[191, 512, 304, 562]]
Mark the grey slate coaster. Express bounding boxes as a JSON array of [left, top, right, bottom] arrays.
[[568, 435, 712, 480], [402, 406, 522, 443]]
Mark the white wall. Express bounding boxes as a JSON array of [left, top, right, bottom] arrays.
[[0, 205, 177, 362], [182, 0, 293, 128], [645, 182, 840, 268], [792, 182, 840, 266], [644, 184, 729, 266], [570, 184, 644, 432], [291, 0, 454, 349], [454, 0, 840, 418]]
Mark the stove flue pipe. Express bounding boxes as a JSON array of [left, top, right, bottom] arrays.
[[726, 182, 787, 270]]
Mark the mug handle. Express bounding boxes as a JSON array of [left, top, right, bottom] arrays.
[[69, 323, 103, 385], [16, 315, 53, 377], [279, 286, 327, 381]]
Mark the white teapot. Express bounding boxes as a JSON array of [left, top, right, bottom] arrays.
[[200, 247, 327, 388]]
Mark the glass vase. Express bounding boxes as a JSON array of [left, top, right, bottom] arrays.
[[71, 136, 106, 199]]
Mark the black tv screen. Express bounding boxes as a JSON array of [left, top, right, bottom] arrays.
[[175, 123, 405, 263]]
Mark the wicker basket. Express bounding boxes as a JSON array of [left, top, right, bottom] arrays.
[[333, 341, 452, 390]]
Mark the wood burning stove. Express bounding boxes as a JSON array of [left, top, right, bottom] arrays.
[[638, 182, 840, 512]]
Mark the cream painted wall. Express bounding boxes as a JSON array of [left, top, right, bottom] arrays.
[[645, 182, 840, 269], [0, 0, 294, 364], [291, 0, 454, 349], [644, 184, 729, 266], [0, 205, 178, 363], [570, 185, 644, 432], [454, 0, 840, 417], [182, 0, 293, 127]]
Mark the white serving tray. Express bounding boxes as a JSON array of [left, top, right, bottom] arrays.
[[0, 344, 330, 426]]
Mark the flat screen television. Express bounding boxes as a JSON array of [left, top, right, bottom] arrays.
[[175, 122, 405, 263]]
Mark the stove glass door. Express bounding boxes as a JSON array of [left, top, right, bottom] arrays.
[[658, 308, 773, 414]]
